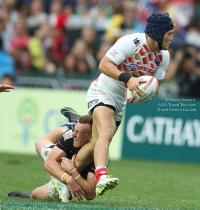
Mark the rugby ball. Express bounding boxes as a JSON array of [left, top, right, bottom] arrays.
[[126, 76, 158, 104]]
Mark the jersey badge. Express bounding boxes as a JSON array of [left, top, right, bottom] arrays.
[[154, 55, 162, 64], [133, 38, 140, 47], [63, 130, 73, 141]]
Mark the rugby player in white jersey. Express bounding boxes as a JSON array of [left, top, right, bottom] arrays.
[[62, 13, 174, 196]]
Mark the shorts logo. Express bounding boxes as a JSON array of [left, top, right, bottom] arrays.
[[88, 99, 99, 109], [129, 63, 138, 71], [63, 130, 73, 141]]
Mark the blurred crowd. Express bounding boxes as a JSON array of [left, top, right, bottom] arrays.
[[0, 0, 199, 96]]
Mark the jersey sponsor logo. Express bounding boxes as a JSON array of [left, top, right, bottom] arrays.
[[129, 63, 138, 71], [133, 38, 140, 47], [109, 49, 118, 58], [63, 130, 73, 141], [88, 99, 99, 109], [138, 65, 156, 73]]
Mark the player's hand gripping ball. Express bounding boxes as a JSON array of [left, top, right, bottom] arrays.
[[126, 76, 158, 104]]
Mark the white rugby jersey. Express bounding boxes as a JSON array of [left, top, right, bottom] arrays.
[[106, 33, 170, 80], [91, 33, 170, 100]]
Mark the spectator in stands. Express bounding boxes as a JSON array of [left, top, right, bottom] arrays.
[[76, 59, 91, 74], [10, 18, 30, 54], [105, 1, 141, 42], [1, 74, 15, 86], [165, 45, 200, 98], [38, 22, 52, 53], [49, 25, 68, 63], [72, 39, 96, 71], [0, 0, 199, 97], [185, 17, 200, 49], [0, 37, 15, 83], [18, 4, 30, 20], [3, 0, 19, 25], [44, 53, 57, 75], [81, 26, 99, 58], [121, 1, 141, 35], [28, 29, 45, 70], [96, 41, 112, 65], [0, 11, 14, 53], [49, 0, 69, 29], [63, 53, 76, 75], [75, 0, 89, 16], [26, 0, 48, 34], [17, 48, 40, 76], [169, 20, 186, 52]]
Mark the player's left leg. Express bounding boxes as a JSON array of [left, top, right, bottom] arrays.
[[8, 191, 31, 198]]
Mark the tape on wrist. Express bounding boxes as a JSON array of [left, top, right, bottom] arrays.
[[69, 168, 77, 174], [61, 173, 67, 182], [66, 176, 72, 184], [118, 73, 132, 83], [74, 174, 81, 180]]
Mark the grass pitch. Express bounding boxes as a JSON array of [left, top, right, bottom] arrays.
[[0, 153, 200, 210]]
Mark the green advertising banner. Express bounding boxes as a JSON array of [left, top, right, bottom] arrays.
[[122, 97, 200, 163], [0, 88, 122, 160]]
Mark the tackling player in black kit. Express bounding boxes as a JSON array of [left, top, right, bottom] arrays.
[[8, 111, 96, 203]]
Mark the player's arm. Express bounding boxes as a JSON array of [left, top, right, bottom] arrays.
[[99, 56, 146, 96], [61, 156, 96, 200], [35, 126, 69, 157], [44, 146, 85, 200], [99, 56, 122, 80], [153, 50, 170, 93], [0, 84, 15, 92], [44, 146, 69, 180], [156, 80, 162, 93]]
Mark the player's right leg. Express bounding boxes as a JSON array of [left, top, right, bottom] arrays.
[[92, 106, 119, 195]]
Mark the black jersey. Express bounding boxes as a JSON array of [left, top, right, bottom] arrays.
[[56, 123, 95, 180]]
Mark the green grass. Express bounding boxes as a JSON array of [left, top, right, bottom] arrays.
[[0, 153, 200, 210]]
